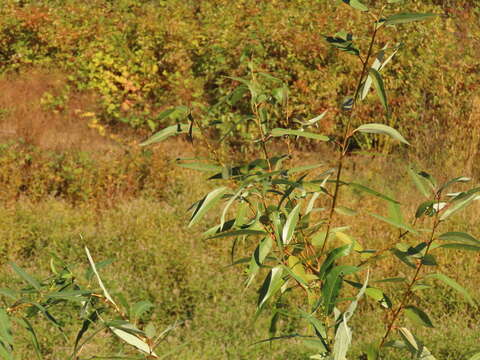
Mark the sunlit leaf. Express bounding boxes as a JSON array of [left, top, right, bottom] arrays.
[[342, 0, 368, 11], [9, 262, 41, 291], [369, 69, 389, 114], [189, 187, 229, 227], [384, 13, 437, 25], [354, 123, 409, 145], [282, 204, 301, 245]]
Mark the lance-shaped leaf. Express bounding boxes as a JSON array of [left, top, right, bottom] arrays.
[[349, 182, 400, 203], [398, 327, 437, 359], [189, 187, 229, 227], [369, 69, 389, 114], [354, 123, 409, 145], [384, 13, 436, 26], [404, 305, 434, 328], [369, 212, 418, 234], [438, 232, 480, 245], [332, 271, 369, 360], [361, 51, 384, 100], [140, 123, 196, 146], [257, 267, 284, 310], [322, 265, 358, 315], [247, 237, 273, 287], [440, 193, 478, 220], [110, 324, 157, 358], [282, 204, 301, 245], [85, 247, 118, 308], [271, 128, 329, 141], [342, 0, 368, 12], [323, 31, 360, 56], [9, 262, 41, 291], [425, 273, 475, 306]]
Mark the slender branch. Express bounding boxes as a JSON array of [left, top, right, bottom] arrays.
[[379, 193, 442, 349], [318, 24, 380, 259]]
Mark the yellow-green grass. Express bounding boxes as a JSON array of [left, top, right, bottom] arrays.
[[0, 142, 478, 359]]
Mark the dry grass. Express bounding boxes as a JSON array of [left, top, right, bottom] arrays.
[[0, 68, 119, 151]]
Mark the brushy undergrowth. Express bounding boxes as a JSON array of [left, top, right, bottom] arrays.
[[0, 0, 479, 158]]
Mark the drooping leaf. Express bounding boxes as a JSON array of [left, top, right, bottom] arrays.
[[16, 317, 41, 360], [438, 232, 480, 245], [354, 124, 409, 145], [332, 271, 369, 360], [271, 128, 329, 141], [257, 267, 284, 310], [9, 262, 41, 291], [140, 123, 196, 146], [349, 182, 400, 203], [404, 305, 434, 328], [398, 327, 437, 359], [322, 265, 358, 315], [425, 273, 475, 306], [282, 204, 301, 244], [369, 69, 389, 114], [440, 194, 478, 220], [384, 13, 437, 26], [369, 212, 417, 234], [189, 187, 229, 227], [85, 247, 118, 308]]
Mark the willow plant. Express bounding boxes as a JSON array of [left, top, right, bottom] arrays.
[[141, 1, 479, 359]]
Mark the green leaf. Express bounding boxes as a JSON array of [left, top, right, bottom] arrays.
[[247, 237, 273, 287], [322, 266, 358, 315], [189, 186, 229, 227], [271, 128, 329, 141], [440, 193, 478, 220], [16, 317, 42, 360], [439, 243, 480, 251], [368, 69, 389, 114], [349, 182, 399, 203], [282, 204, 301, 244], [323, 32, 360, 56], [0, 308, 13, 346], [318, 245, 352, 281], [9, 262, 41, 291], [208, 229, 267, 240], [342, 0, 368, 12], [408, 167, 431, 197], [384, 13, 437, 25], [468, 352, 480, 360], [257, 267, 284, 310], [131, 300, 154, 320], [176, 162, 222, 172], [334, 206, 358, 216], [438, 232, 480, 245], [354, 123, 409, 145], [404, 306, 434, 328], [369, 213, 417, 234], [140, 123, 195, 146], [0, 289, 18, 300], [425, 273, 475, 306]]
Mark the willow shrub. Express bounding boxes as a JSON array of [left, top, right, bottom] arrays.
[[142, 1, 479, 359]]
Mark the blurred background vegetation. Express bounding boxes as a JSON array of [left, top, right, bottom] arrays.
[[0, 0, 478, 358]]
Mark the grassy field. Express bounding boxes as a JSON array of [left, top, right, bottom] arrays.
[[0, 140, 478, 359]]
